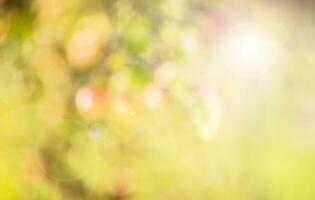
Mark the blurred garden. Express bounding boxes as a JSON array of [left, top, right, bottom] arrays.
[[1, 0, 315, 199]]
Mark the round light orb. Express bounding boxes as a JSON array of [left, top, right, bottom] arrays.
[[224, 25, 281, 77], [75, 86, 94, 112]]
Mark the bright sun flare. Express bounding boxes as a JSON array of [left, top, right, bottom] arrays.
[[225, 25, 280, 75]]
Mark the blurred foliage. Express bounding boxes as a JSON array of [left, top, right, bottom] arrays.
[[1, 0, 315, 199]]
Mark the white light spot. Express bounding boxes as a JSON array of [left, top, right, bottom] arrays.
[[224, 25, 280, 77], [88, 126, 103, 141], [75, 87, 94, 111], [154, 62, 177, 84], [144, 85, 164, 108]]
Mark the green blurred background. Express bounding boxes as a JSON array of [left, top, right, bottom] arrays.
[[1, 0, 315, 199]]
